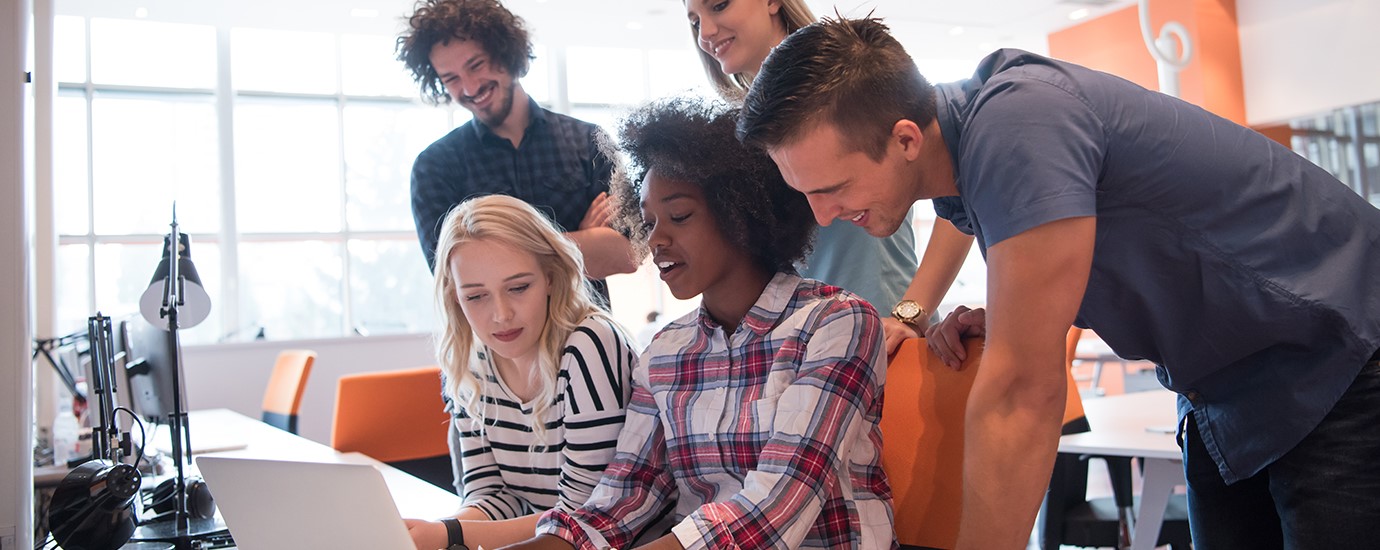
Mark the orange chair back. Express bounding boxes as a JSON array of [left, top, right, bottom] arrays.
[[260, 349, 316, 434], [882, 338, 982, 549], [331, 365, 450, 463], [882, 335, 1087, 548]]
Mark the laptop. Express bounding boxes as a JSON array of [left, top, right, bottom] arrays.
[[196, 456, 415, 550]]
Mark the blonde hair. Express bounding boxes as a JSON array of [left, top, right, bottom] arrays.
[[693, 0, 816, 100], [432, 194, 614, 443]]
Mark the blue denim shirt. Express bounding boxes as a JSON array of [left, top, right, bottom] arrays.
[[934, 49, 1380, 483]]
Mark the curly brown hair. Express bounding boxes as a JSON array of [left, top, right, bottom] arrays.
[[396, 0, 534, 105], [609, 96, 815, 274]]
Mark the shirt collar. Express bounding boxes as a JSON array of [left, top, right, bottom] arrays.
[[469, 95, 548, 142], [695, 272, 800, 336]]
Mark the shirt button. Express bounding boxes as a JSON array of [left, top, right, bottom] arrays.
[[1183, 390, 1201, 403]]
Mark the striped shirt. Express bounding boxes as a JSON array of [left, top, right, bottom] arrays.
[[448, 316, 636, 518], [536, 273, 896, 549]]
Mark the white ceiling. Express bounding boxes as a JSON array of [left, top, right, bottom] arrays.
[[57, 0, 1137, 81]]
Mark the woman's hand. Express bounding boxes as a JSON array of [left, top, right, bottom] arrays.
[[405, 518, 449, 550]]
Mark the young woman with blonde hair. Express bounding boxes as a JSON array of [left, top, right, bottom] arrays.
[[685, 0, 976, 354], [405, 194, 637, 550]]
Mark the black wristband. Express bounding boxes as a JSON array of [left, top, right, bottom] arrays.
[[440, 517, 467, 550]]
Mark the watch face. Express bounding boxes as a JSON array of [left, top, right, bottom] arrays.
[[894, 300, 921, 320]]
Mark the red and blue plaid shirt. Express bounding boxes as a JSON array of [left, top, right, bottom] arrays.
[[536, 273, 896, 549]]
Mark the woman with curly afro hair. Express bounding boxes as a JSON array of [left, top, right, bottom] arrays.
[[506, 96, 895, 550]]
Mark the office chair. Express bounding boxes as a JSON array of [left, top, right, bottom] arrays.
[[331, 365, 454, 493], [260, 349, 316, 434], [1038, 328, 1192, 550], [881, 337, 1089, 550]]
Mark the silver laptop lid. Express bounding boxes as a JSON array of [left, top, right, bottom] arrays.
[[196, 456, 414, 550]]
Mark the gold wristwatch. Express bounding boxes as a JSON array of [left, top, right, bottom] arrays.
[[891, 299, 925, 328]]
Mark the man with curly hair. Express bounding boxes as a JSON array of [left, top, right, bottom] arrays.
[[502, 96, 894, 550], [397, 0, 635, 304]]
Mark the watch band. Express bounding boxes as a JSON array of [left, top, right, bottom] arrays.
[[441, 517, 467, 550]]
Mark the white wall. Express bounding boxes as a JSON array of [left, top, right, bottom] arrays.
[[1239, 0, 1380, 125], [2, 0, 34, 547], [181, 333, 435, 445]]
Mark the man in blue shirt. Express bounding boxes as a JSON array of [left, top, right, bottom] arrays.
[[397, 0, 635, 303], [739, 16, 1380, 550]]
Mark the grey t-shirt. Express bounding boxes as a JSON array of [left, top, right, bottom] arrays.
[[934, 49, 1380, 483]]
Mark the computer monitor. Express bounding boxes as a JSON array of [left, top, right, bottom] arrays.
[[120, 317, 182, 425]]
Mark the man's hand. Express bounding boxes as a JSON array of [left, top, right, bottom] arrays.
[[405, 518, 448, 550], [579, 192, 613, 230], [925, 306, 986, 369], [882, 317, 921, 355]]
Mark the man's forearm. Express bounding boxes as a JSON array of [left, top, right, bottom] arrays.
[[903, 218, 973, 314], [565, 227, 637, 279], [955, 348, 1066, 549]]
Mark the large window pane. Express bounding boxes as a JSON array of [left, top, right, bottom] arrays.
[[54, 94, 90, 236], [90, 93, 219, 235], [234, 99, 342, 233], [55, 245, 92, 336], [568, 106, 623, 141], [647, 49, 709, 98], [525, 45, 549, 104], [54, 15, 87, 84], [238, 241, 344, 340], [340, 34, 414, 98], [343, 102, 448, 232], [566, 47, 645, 105], [94, 241, 223, 345], [90, 19, 215, 89], [232, 28, 338, 95], [348, 239, 434, 336]]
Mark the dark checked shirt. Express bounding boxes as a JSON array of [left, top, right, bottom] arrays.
[[410, 97, 615, 302], [536, 273, 896, 550]]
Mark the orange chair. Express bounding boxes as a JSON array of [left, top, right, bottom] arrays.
[[882, 335, 1089, 549], [260, 349, 316, 434], [331, 365, 454, 492], [881, 338, 981, 549]]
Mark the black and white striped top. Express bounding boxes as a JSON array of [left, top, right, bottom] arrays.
[[447, 316, 636, 519]]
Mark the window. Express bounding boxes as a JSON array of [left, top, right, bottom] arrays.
[[50, 15, 703, 344]]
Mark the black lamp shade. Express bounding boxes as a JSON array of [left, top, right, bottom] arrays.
[[49, 460, 141, 550], [139, 232, 211, 329]]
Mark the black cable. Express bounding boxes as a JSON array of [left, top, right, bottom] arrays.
[[114, 406, 147, 470]]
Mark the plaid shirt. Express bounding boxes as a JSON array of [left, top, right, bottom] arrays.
[[536, 273, 896, 550], [409, 97, 614, 300]]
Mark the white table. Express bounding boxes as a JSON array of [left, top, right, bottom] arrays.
[[183, 408, 459, 519], [1058, 390, 1185, 550]]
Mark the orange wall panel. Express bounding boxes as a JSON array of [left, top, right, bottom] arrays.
[[1048, 0, 1246, 126]]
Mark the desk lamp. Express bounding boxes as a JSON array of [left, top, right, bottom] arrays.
[[128, 206, 225, 549], [47, 315, 142, 550]]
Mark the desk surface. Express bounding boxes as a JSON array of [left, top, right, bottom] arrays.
[[191, 408, 459, 519], [1059, 390, 1181, 460]]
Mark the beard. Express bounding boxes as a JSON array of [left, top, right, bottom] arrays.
[[464, 79, 516, 129]]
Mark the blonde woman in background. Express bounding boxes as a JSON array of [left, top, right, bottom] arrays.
[[686, 0, 976, 354], [406, 195, 637, 550]]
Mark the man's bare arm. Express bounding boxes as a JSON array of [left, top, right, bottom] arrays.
[[955, 216, 1094, 549]]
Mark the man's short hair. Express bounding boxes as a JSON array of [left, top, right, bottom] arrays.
[[397, 0, 534, 105], [737, 16, 937, 161]]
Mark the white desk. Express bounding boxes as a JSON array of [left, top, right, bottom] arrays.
[[1058, 390, 1185, 550], [186, 408, 459, 519]]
